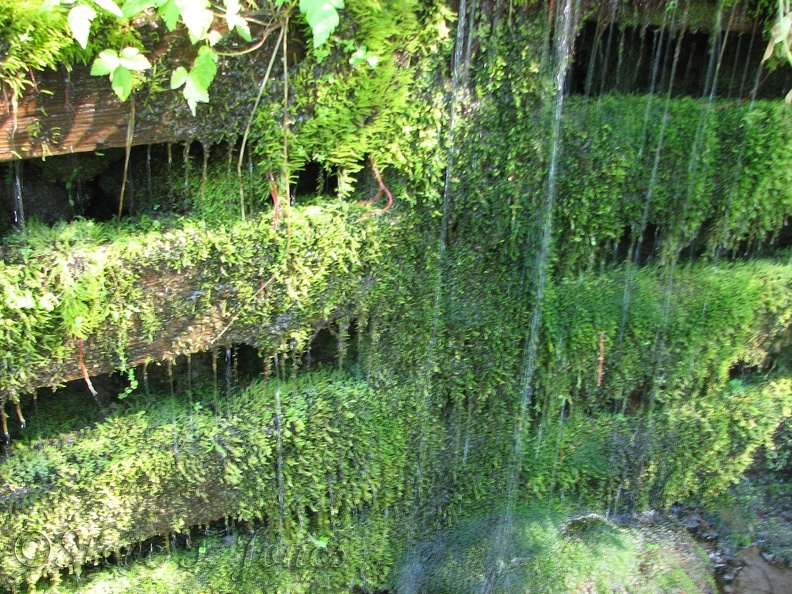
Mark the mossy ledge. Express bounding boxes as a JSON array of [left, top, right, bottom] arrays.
[[0, 203, 385, 399]]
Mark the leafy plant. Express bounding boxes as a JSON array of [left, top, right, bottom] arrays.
[[89, 46, 151, 101]]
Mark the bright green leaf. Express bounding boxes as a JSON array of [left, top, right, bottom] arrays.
[[68, 4, 96, 50], [225, 0, 251, 41], [158, 0, 180, 30], [174, 0, 213, 42], [190, 45, 218, 88], [119, 47, 152, 71], [90, 49, 120, 76], [111, 66, 133, 100], [38, 0, 61, 14], [207, 29, 223, 46], [300, 0, 344, 48], [170, 66, 188, 89], [183, 75, 210, 115], [93, 0, 124, 18], [234, 23, 252, 42]]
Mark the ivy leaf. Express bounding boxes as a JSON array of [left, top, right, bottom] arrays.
[[224, 0, 251, 41], [38, 0, 61, 14], [93, 0, 124, 18], [184, 77, 209, 114], [158, 0, 181, 31], [174, 0, 213, 42], [181, 46, 217, 115], [207, 29, 224, 46], [299, 0, 344, 48], [68, 4, 97, 50], [190, 45, 217, 88], [118, 47, 151, 71], [121, 0, 157, 18], [170, 66, 188, 89], [111, 66, 133, 100], [90, 49, 120, 76]]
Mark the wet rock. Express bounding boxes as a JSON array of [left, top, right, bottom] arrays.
[[684, 517, 703, 531], [762, 552, 776, 563]]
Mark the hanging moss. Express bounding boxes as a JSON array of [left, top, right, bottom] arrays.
[[0, 201, 389, 399], [0, 372, 412, 590]]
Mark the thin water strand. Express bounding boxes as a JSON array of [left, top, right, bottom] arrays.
[[508, 0, 576, 509], [13, 160, 24, 232]]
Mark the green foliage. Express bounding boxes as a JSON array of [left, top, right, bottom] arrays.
[[0, 200, 385, 399], [90, 47, 152, 101], [299, 0, 344, 48], [170, 45, 217, 115], [393, 509, 714, 593], [0, 372, 411, 590], [251, 0, 451, 198]]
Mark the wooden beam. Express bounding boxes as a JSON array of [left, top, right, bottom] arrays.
[[0, 42, 279, 161]]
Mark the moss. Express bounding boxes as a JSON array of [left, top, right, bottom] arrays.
[[0, 372, 412, 590], [0, 201, 389, 398]]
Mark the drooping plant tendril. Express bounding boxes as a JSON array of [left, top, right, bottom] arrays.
[[0, 403, 8, 445], [597, 331, 605, 387], [78, 338, 99, 397], [268, 169, 282, 228], [358, 159, 393, 219], [15, 401, 25, 429]]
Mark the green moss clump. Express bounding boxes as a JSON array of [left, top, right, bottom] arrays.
[[0, 372, 411, 591]]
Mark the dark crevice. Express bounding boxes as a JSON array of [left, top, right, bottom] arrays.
[[569, 21, 792, 99]]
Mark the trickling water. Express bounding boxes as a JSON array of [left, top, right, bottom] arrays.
[[186, 353, 192, 393], [146, 144, 153, 198], [274, 387, 286, 534], [211, 349, 219, 413], [409, 0, 472, 537], [508, 0, 576, 510], [12, 160, 24, 232], [167, 358, 174, 398], [225, 347, 232, 401], [183, 141, 191, 202], [613, 8, 682, 411], [201, 143, 209, 202], [597, 0, 619, 96], [143, 360, 150, 396]]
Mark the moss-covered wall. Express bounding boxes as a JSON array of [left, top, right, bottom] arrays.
[[1, 0, 792, 591]]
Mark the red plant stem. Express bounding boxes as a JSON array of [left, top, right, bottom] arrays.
[[77, 338, 99, 397], [0, 404, 8, 443], [15, 401, 25, 429], [268, 169, 281, 228], [357, 188, 382, 206], [597, 331, 605, 387], [359, 159, 393, 219]]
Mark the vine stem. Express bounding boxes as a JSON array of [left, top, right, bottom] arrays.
[[77, 338, 99, 397], [282, 14, 290, 206], [117, 96, 135, 227], [237, 24, 285, 221], [358, 159, 393, 219], [0, 403, 8, 444], [268, 169, 282, 227], [15, 402, 25, 429]]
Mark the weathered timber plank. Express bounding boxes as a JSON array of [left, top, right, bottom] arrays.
[[0, 207, 374, 398], [0, 42, 279, 161]]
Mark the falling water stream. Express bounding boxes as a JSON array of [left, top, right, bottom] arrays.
[[506, 0, 576, 512], [12, 160, 24, 232]]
